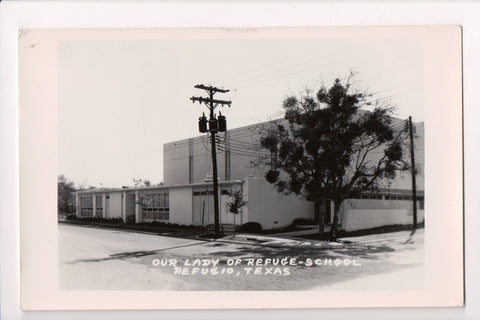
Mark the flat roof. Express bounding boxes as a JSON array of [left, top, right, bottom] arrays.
[[74, 180, 244, 195]]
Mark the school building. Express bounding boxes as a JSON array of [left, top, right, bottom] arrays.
[[74, 118, 424, 232]]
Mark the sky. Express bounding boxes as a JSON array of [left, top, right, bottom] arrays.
[[58, 32, 424, 188]]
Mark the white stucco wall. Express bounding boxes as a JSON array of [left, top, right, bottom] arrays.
[[246, 177, 314, 230], [341, 198, 425, 231], [107, 192, 123, 219], [163, 141, 190, 185], [169, 187, 193, 225]]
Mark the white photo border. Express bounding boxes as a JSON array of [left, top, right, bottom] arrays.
[[1, 1, 478, 320]]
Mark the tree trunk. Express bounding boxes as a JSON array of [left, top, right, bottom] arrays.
[[329, 200, 342, 242], [315, 200, 325, 241]]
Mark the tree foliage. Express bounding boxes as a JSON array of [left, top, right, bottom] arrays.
[[58, 175, 76, 214], [226, 187, 248, 215], [257, 75, 409, 241]]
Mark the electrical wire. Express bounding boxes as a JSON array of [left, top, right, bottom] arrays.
[[233, 56, 351, 91], [214, 49, 316, 85]]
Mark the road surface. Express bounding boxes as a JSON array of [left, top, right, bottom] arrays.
[[59, 223, 424, 291]]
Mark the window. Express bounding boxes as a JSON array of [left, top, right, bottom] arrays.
[[141, 193, 169, 220], [359, 193, 384, 200], [418, 196, 425, 210], [193, 190, 214, 196], [95, 195, 103, 217], [80, 196, 93, 217], [385, 194, 421, 201]]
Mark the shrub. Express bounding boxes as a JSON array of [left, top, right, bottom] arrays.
[[292, 218, 315, 226], [126, 215, 136, 224], [198, 231, 216, 239], [66, 214, 77, 220], [237, 222, 262, 233], [70, 217, 124, 224], [106, 217, 124, 224]]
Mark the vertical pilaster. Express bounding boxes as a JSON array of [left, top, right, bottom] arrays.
[[75, 194, 80, 217], [102, 194, 107, 218], [92, 194, 96, 218], [135, 191, 140, 223], [122, 192, 127, 222]]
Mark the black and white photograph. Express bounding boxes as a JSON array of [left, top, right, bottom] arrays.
[[16, 26, 463, 310], [56, 28, 426, 292]]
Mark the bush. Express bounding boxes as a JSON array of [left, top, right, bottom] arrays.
[[237, 222, 262, 233], [292, 218, 315, 226], [68, 217, 124, 224], [126, 215, 136, 224]]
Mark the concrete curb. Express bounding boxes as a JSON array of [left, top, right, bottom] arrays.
[[210, 229, 424, 250], [215, 234, 348, 250]]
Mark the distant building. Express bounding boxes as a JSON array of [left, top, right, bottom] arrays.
[[75, 118, 424, 232]]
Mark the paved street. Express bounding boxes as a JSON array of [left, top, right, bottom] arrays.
[[59, 223, 424, 291]]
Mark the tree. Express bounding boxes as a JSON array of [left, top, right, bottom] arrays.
[[225, 187, 248, 234], [226, 187, 248, 215], [58, 175, 76, 216], [133, 178, 152, 187], [257, 75, 409, 241]]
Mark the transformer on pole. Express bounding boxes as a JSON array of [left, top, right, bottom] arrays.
[[191, 85, 231, 239]]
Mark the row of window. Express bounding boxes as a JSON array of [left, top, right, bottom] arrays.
[[385, 195, 425, 201], [80, 207, 103, 217], [193, 190, 231, 196], [95, 196, 103, 208], [80, 197, 93, 209], [80, 196, 93, 217], [142, 211, 169, 220], [141, 193, 169, 208], [80, 196, 104, 208], [141, 193, 169, 221], [351, 194, 425, 201], [350, 194, 425, 209]]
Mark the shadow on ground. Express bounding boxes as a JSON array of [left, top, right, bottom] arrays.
[[66, 239, 396, 265], [65, 241, 207, 264]]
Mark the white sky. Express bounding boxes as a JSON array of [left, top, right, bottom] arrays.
[[58, 33, 424, 188]]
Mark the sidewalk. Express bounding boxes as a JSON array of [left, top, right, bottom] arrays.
[[268, 225, 329, 237], [219, 228, 423, 249]]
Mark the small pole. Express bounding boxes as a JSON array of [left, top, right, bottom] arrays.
[[408, 116, 418, 230]]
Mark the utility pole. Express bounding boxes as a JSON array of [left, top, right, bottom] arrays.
[[408, 116, 418, 231], [191, 85, 231, 239]]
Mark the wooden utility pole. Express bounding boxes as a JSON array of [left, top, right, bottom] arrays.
[[408, 116, 418, 230], [191, 85, 231, 239]]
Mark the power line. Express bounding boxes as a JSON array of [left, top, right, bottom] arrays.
[[224, 57, 321, 88], [223, 51, 351, 89], [233, 56, 351, 91], [214, 49, 315, 85]]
